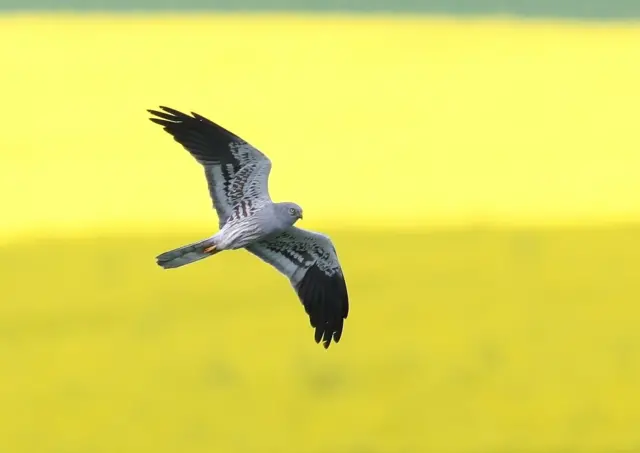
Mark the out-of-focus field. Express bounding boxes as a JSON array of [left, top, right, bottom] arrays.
[[1, 227, 640, 452], [1, 13, 640, 453], [0, 15, 640, 239]]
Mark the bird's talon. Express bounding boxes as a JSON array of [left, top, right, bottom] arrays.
[[204, 245, 217, 253]]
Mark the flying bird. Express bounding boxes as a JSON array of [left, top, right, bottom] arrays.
[[148, 106, 349, 348]]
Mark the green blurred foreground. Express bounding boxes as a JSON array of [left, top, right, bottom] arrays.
[[1, 226, 639, 452]]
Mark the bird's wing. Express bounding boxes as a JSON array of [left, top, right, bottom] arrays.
[[245, 227, 349, 348], [148, 106, 272, 226]]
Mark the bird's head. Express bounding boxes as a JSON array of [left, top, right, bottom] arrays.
[[278, 201, 304, 225]]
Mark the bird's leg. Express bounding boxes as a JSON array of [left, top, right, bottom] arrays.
[[203, 245, 217, 254]]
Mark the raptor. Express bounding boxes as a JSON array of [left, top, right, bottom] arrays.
[[148, 106, 349, 348]]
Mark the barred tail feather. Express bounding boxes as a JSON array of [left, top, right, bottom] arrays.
[[156, 237, 219, 269]]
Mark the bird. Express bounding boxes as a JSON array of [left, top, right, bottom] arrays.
[[147, 106, 349, 348]]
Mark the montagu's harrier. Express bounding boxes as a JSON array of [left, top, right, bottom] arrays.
[[148, 106, 349, 348]]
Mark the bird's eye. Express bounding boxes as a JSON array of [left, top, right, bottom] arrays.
[[289, 208, 296, 215]]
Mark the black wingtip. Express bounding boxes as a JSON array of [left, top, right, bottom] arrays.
[[148, 106, 187, 122], [191, 111, 208, 121], [148, 117, 171, 127], [147, 106, 208, 124], [297, 265, 349, 350], [147, 105, 243, 148], [158, 105, 186, 116]]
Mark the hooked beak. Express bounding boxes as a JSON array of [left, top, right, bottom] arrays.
[[299, 213, 304, 220]]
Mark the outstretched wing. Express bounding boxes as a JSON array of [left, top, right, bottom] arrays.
[[245, 227, 349, 349], [148, 106, 272, 226]]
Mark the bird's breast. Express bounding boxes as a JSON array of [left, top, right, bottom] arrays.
[[218, 216, 270, 250]]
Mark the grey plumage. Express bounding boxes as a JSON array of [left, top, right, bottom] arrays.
[[148, 106, 349, 348]]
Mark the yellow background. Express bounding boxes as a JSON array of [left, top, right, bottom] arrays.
[[1, 15, 640, 239], [1, 14, 640, 453]]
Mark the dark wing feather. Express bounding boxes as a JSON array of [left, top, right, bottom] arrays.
[[148, 106, 272, 225], [245, 227, 349, 349], [295, 263, 349, 346]]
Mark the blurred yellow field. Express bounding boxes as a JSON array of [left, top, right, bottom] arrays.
[[1, 15, 640, 240], [1, 227, 639, 452], [2, 13, 640, 453]]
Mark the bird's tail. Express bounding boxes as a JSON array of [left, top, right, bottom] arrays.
[[156, 236, 220, 269]]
